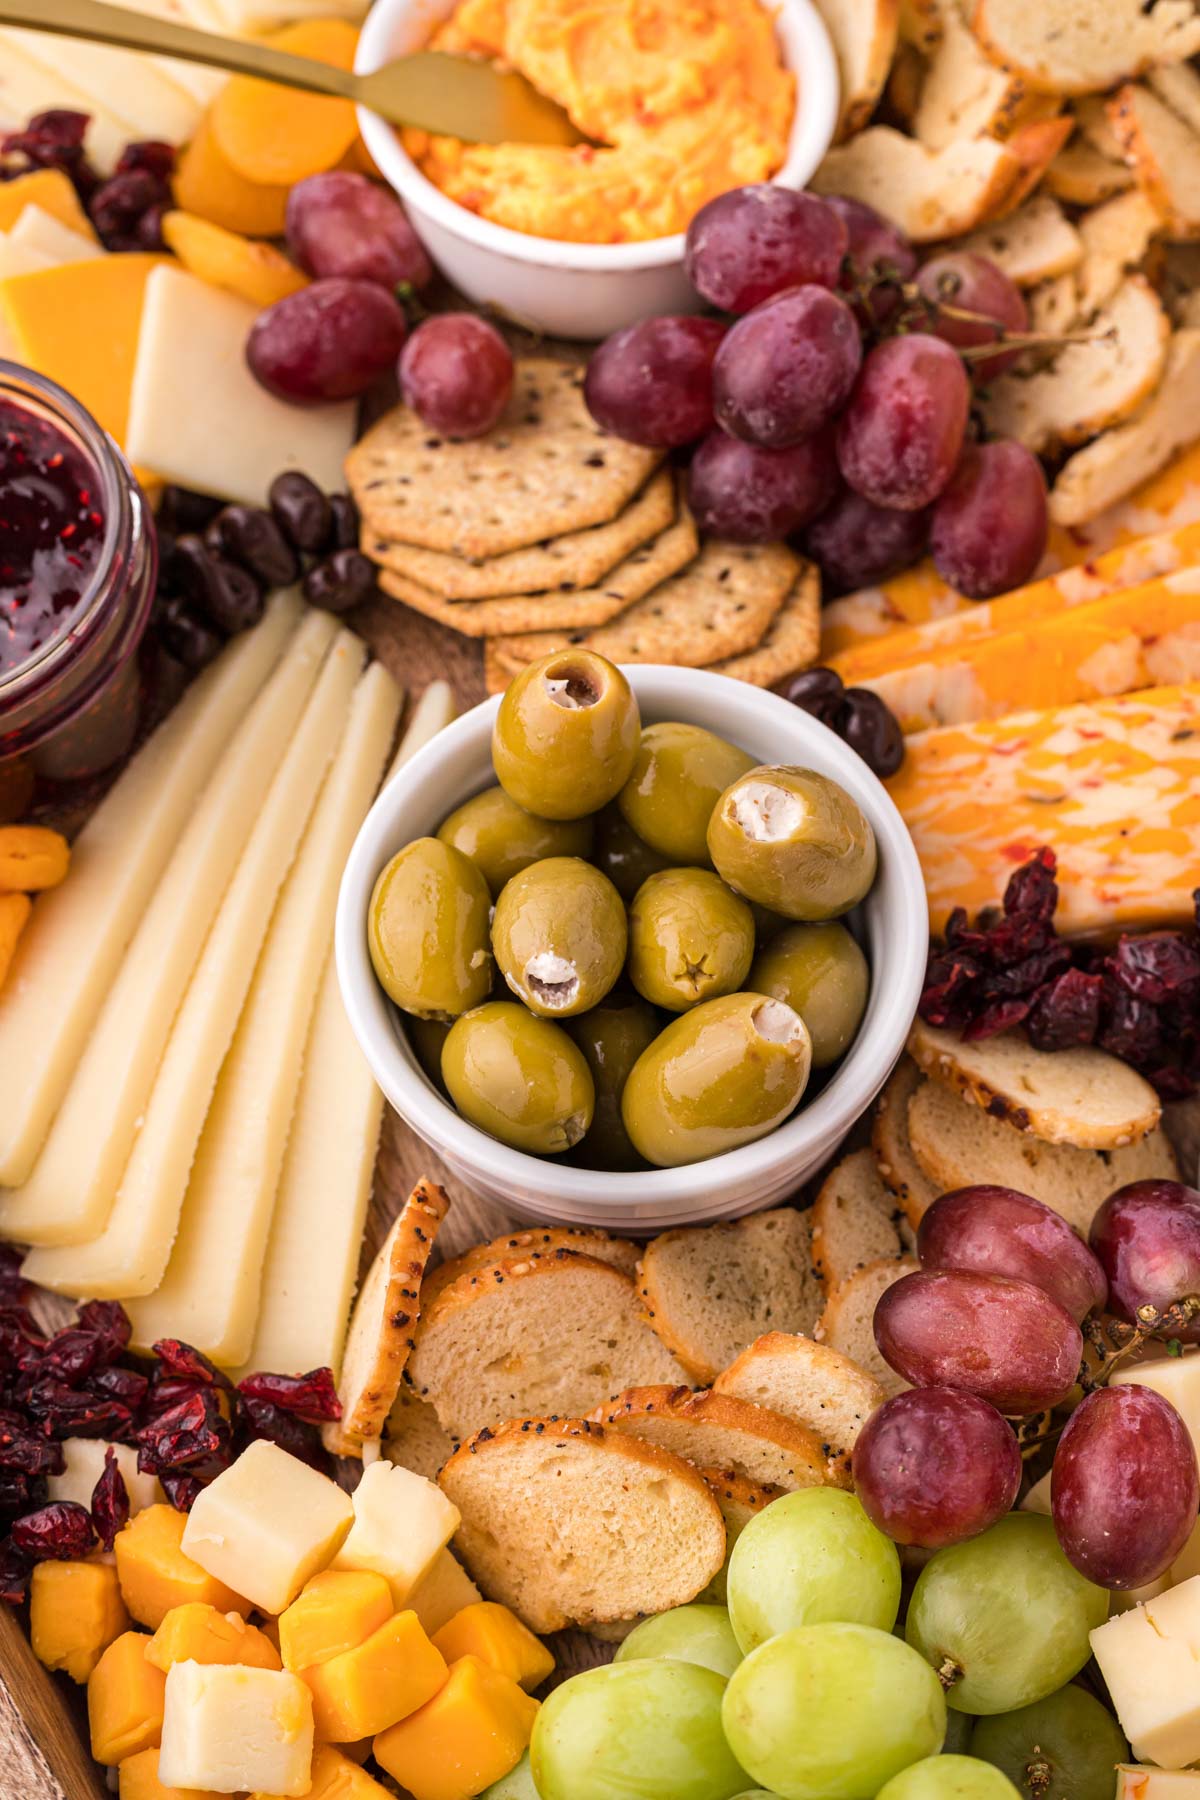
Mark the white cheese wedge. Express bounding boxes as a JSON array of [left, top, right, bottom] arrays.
[[406, 1551, 483, 1640], [158, 1660, 314, 1797], [111, 0, 231, 100], [1113, 1353, 1200, 1462], [126, 266, 356, 507], [23, 630, 360, 1299], [1020, 1471, 1052, 1515], [126, 658, 400, 1365], [1091, 1575, 1200, 1767], [1, 29, 201, 147], [1, 608, 332, 1250], [9, 206, 103, 265], [382, 681, 458, 788], [332, 1462, 460, 1608], [0, 594, 298, 1193], [0, 231, 50, 281], [183, 1440, 353, 1616], [1117, 1769, 1200, 1799], [0, 36, 130, 172], [47, 1438, 161, 1517]]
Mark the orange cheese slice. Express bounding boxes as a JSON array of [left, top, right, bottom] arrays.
[[0, 169, 97, 241]]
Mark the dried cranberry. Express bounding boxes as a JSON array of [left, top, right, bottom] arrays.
[[23, 1381, 133, 1441], [919, 947, 982, 1031], [0, 1472, 44, 1525], [778, 665, 845, 726], [237, 1368, 341, 1423], [978, 940, 1073, 1000], [1110, 932, 1200, 1004], [1098, 985, 1164, 1067], [91, 1447, 130, 1551], [11, 1501, 94, 1561], [1026, 968, 1103, 1051], [34, 1326, 102, 1386], [87, 1364, 149, 1415], [159, 1472, 204, 1512], [88, 166, 171, 251], [238, 1396, 328, 1470], [75, 1300, 132, 1363], [138, 1389, 230, 1477], [0, 1248, 29, 1305], [0, 1418, 63, 1477], [134, 201, 170, 253], [0, 1541, 31, 1604], [1002, 847, 1058, 928], [2, 112, 97, 198], [152, 1340, 233, 1391], [116, 140, 176, 182], [962, 996, 1032, 1040]]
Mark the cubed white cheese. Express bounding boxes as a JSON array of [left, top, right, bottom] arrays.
[[1020, 1471, 1053, 1516], [182, 1440, 352, 1615], [47, 1439, 160, 1517], [406, 1550, 483, 1639], [158, 1660, 313, 1796], [1090, 1575, 1200, 1767], [1117, 1769, 1200, 1799], [332, 1462, 460, 1607], [1113, 1353, 1200, 1462], [9, 206, 103, 265]]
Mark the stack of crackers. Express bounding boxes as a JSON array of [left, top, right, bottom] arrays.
[[347, 356, 820, 693]]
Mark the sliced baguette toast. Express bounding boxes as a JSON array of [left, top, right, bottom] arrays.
[[1164, 1094, 1200, 1186], [812, 128, 1027, 241], [423, 1226, 639, 1308], [873, 1056, 941, 1227], [811, 1148, 913, 1294], [1108, 82, 1200, 236], [969, 0, 1200, 96], [1044, 140, 1135, 208], [383, 1384, 458, 1483], [815, 0, 900, 139], [1050, 328, 1200, 526], [714, 1330, 886, 1471], [816, 1257, 918, 1398], [594, 1385, 831, 1493], [958, 195, 1083, 287]]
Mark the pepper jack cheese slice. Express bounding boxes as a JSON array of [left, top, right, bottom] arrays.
[[0, 596, 299, 1192], [886, 684, 1200, 937], [0, 607, 330, 1248], [126, 658, 400, 1364], [24, 631, 360, 1299]]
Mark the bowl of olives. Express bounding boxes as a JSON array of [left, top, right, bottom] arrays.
[[336, 652, 927, 1229]]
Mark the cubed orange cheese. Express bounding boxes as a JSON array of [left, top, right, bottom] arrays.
[[87, 1631, 166, 1764], [118, 1748, 210, 1800], [30, 1559, 129, 1683], [146, 1602, 282, 1673], [303, 1610, 447, 1742], [373, 1655, 539, 1800], [887, 683, 1200, 936], [250, 1741, 393, 1800], [115, 1504, 251, 1631], [432, 1604, 553, 1692], [279, 1570, 393, 1672], [0, 169, 97, 239]]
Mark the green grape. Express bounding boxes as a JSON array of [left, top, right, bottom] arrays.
[[532, 1658, 749, 1800], [482, 1750, 540, 1798], [727, 1487, 902, 1653], [615, 1605, 743, 1677], [876, 1755, 1022, 1799], [942, 1710, 975, 1755], [968, 1684, 1129, 1799], [906, 1515, 1109, 1716], [721, 1621, 946, 1800], [730, 1793, 784, 1799]]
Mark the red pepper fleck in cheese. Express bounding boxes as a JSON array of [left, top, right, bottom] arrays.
[[886, 684, 1200, 937]]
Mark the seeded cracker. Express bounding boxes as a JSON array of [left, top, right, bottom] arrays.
[[346, 358, 663, 559], [364, 467, 676, 598], [378, 503, 699, 637], [709, 564, 821, 685]]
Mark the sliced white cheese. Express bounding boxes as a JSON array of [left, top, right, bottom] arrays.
[[126, 266, 356, 508], [0, 607, 331, 1249], [1091, 1576, 1200, 1768], [47, 1438, 161, 1516], [1020, 1471, 1052, 1516], [9, 206, 103, 265], [110, 0, 231, 101], [0, 231, 50, 281], [1, 28, 202, 147], [383, 681, 458, 787], [158, 1660, 314, 1797], [1113, 1352, 1200, 1462], [331, 1462, 460, 1607], [126, 657, 399, 1365], [0, 594, 299, 1192], [0, 35, 133, 174]]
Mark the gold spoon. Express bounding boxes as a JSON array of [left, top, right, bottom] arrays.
[[0, 0, 583, 145]]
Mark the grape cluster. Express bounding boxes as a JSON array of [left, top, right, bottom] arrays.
[[584, 184, 1051, 600]]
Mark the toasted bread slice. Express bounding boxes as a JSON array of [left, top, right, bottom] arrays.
[[423, 1227, 639, 1307], [1148, 62, 1200, 135], [913, 4, 1032, 148], [886, 40, 926, 127], [969, 0, 1200, 96], [816, 1257, 918, 1399], [873, 1056, 940, 1227], [982, 275, 1170, 453], [908, 1020, 1162, 1148], [383, 1384, 458, 1482], [1075, 190, 1162, 320], [1027, 271, 1081, 337], [594, 1385, 829, 1493], [1044, 140, 1135, 206], [1005, 116, 1077, 210], [697, 1466, 782, 1603], [815, 0, 900, 139], [899, 0, 944, 52], [1109, 83, 1200, 237], [406, 1252, 690, 1442], [907, 1074, 1180, 1235], [636, 1207, 823, 1386], [812, 128, 1025, 241], [439, 1417, 726, 1632], [1050, 327, 1200, 525], [811, 1149, 913, 1295], [1164, 1094, 1200, 1185], [714, 1330, 885, 1473], [959, 196, 1083, 287], [323, 1178, 449, 1457]]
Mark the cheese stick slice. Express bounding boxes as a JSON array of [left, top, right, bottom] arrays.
[[0, 592, 300, 1195], [127, 659, 401, 1364], [0, 605, 330, 1247], [25, 631, 363, 1299]]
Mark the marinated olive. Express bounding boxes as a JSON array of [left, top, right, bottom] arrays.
[[617, 722, 755, 864], [442, 1001, 595, 1155], [628, 869, 755, 1012], [492, 856, 627, 1018], [567, 996, 661, 1170], [593, 802, 674, 902], [437, 785, 593, 898], [621, 992, 812, 1167], [368, 837, 492, 1019], [491, 650, 640, 821], [750, 921, 869, 1067], [707, 766, 877, 920]]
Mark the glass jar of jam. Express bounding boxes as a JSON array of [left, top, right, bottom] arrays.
[[0, 361, 157, 809]]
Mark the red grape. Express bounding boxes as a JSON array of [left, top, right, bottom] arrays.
[[825, 194, 917, 326], [916, 250, 1027, 383], [584, 315, 725, 448], [853, 1388, 1021, 1549], [686, 427, 838, 542], [803, 488, 929, 593], [246, 278, 407, 403], [712, 286, 862, 448], [1089, 1179, 1200, 1341], [285, 171, 433, 291], [398, 313, 514, 440], [836, 334, 970, 510], [873, 1269, 1082, 1414], [918, 1186, 1107, 1323], [929, 440, 1048, 598], [1052, 1384, 1199, 1587], [684, 185, 848, 313]]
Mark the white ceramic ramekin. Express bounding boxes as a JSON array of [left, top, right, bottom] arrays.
[[336, 666, 928, 1231], [354, 0, 840, 338]]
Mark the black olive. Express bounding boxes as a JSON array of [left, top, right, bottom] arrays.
[[778, 664, 846, 727], [838, 687, 905, 779]]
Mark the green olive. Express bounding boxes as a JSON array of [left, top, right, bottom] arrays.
[[628, 869, 755, 1012], [491, 649, 640, 821], [707, 766, 878, 921], [407, 1015, 452, 1091], [567, 996, 661, 1170], [368, 837, 492, 1019], [441, 1001, 594, 1155], [491, 856, 627, 1018], [593, 802, 675, 901], [618, 722, 755, 865], [621, 992, 812, 1167], [436, 786, 593, 899], [749, 921, 869, 1068]]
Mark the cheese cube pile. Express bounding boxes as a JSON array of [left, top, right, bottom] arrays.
[[1091, 1576, 1200, 1766]]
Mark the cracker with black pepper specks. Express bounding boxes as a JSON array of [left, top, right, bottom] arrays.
[[710, 563, 821, 686]]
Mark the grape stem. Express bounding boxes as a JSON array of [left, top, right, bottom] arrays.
[[935, 1655, 963, 1691], [887, 276, 1115, 357], [1017, 1296, 1200, 1454], [1025, 1750, 1052, 1798]]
